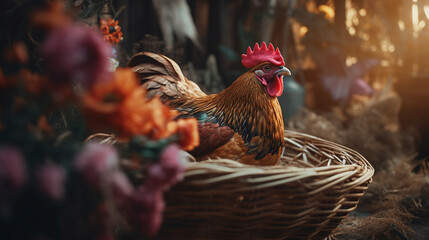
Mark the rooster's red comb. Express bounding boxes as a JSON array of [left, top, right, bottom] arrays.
[[241, 42, 285, 68]]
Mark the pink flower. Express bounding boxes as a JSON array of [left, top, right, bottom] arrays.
[[109, 171, 134, 201], [41, 25, 112, 88], [159, 144, 185, 180], [120, 144, 186, 237], [0, 146, 26, 200], [74, 143, 118, 187], [146, 144, 185, 191], [126, 186, 165, 237], [36, 164, 66, 200], [145, 164, 169, 190]]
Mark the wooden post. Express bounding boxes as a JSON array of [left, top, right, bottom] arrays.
[[192, 0, 209, 68], [334, 0, 346, 33]]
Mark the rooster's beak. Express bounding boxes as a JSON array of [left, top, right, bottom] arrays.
[[275, 66, 291, 76]]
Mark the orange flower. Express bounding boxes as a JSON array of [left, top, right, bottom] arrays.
[[1, 69, 47, 95], [82, 68, 200, 150], [100, 19, 123, 44], [38, 115, 54, 137], [4, 42, 28, 64], [175, 118, 200, 151], [22, 70, 48, 97], [82, 68, 176, 139]]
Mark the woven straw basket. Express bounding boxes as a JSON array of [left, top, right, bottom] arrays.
[[155, 130, 374, 240]]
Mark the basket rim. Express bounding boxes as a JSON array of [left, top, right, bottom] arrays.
[[184, 130, 375, 173], [180, 130, 375, 194]]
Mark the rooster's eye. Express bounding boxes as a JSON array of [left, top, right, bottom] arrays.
[[263, 65, 272, 72]]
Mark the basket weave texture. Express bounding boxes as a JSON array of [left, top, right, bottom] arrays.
[[156, 130, 374, 240]]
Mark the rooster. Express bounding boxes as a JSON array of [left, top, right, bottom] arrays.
[[128, 42, 291, 166]]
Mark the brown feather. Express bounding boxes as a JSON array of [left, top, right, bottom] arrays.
[[128, 52, 205, 102]]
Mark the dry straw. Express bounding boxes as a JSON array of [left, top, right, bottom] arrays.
[[156, 130, 374, 240]]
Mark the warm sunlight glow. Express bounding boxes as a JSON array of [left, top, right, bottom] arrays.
[[424, 5, 429, 20], [412, 3, 419, 26], [398, 20, 405, 31], [318, 5, 335, 21], [345, 0, 359, 36], [349, 27, 356, 35], [299, 26, 308, 37], [346, 56, 357, 67]]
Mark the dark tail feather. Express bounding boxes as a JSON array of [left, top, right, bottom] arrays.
[[128, 52, 205, 102]]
